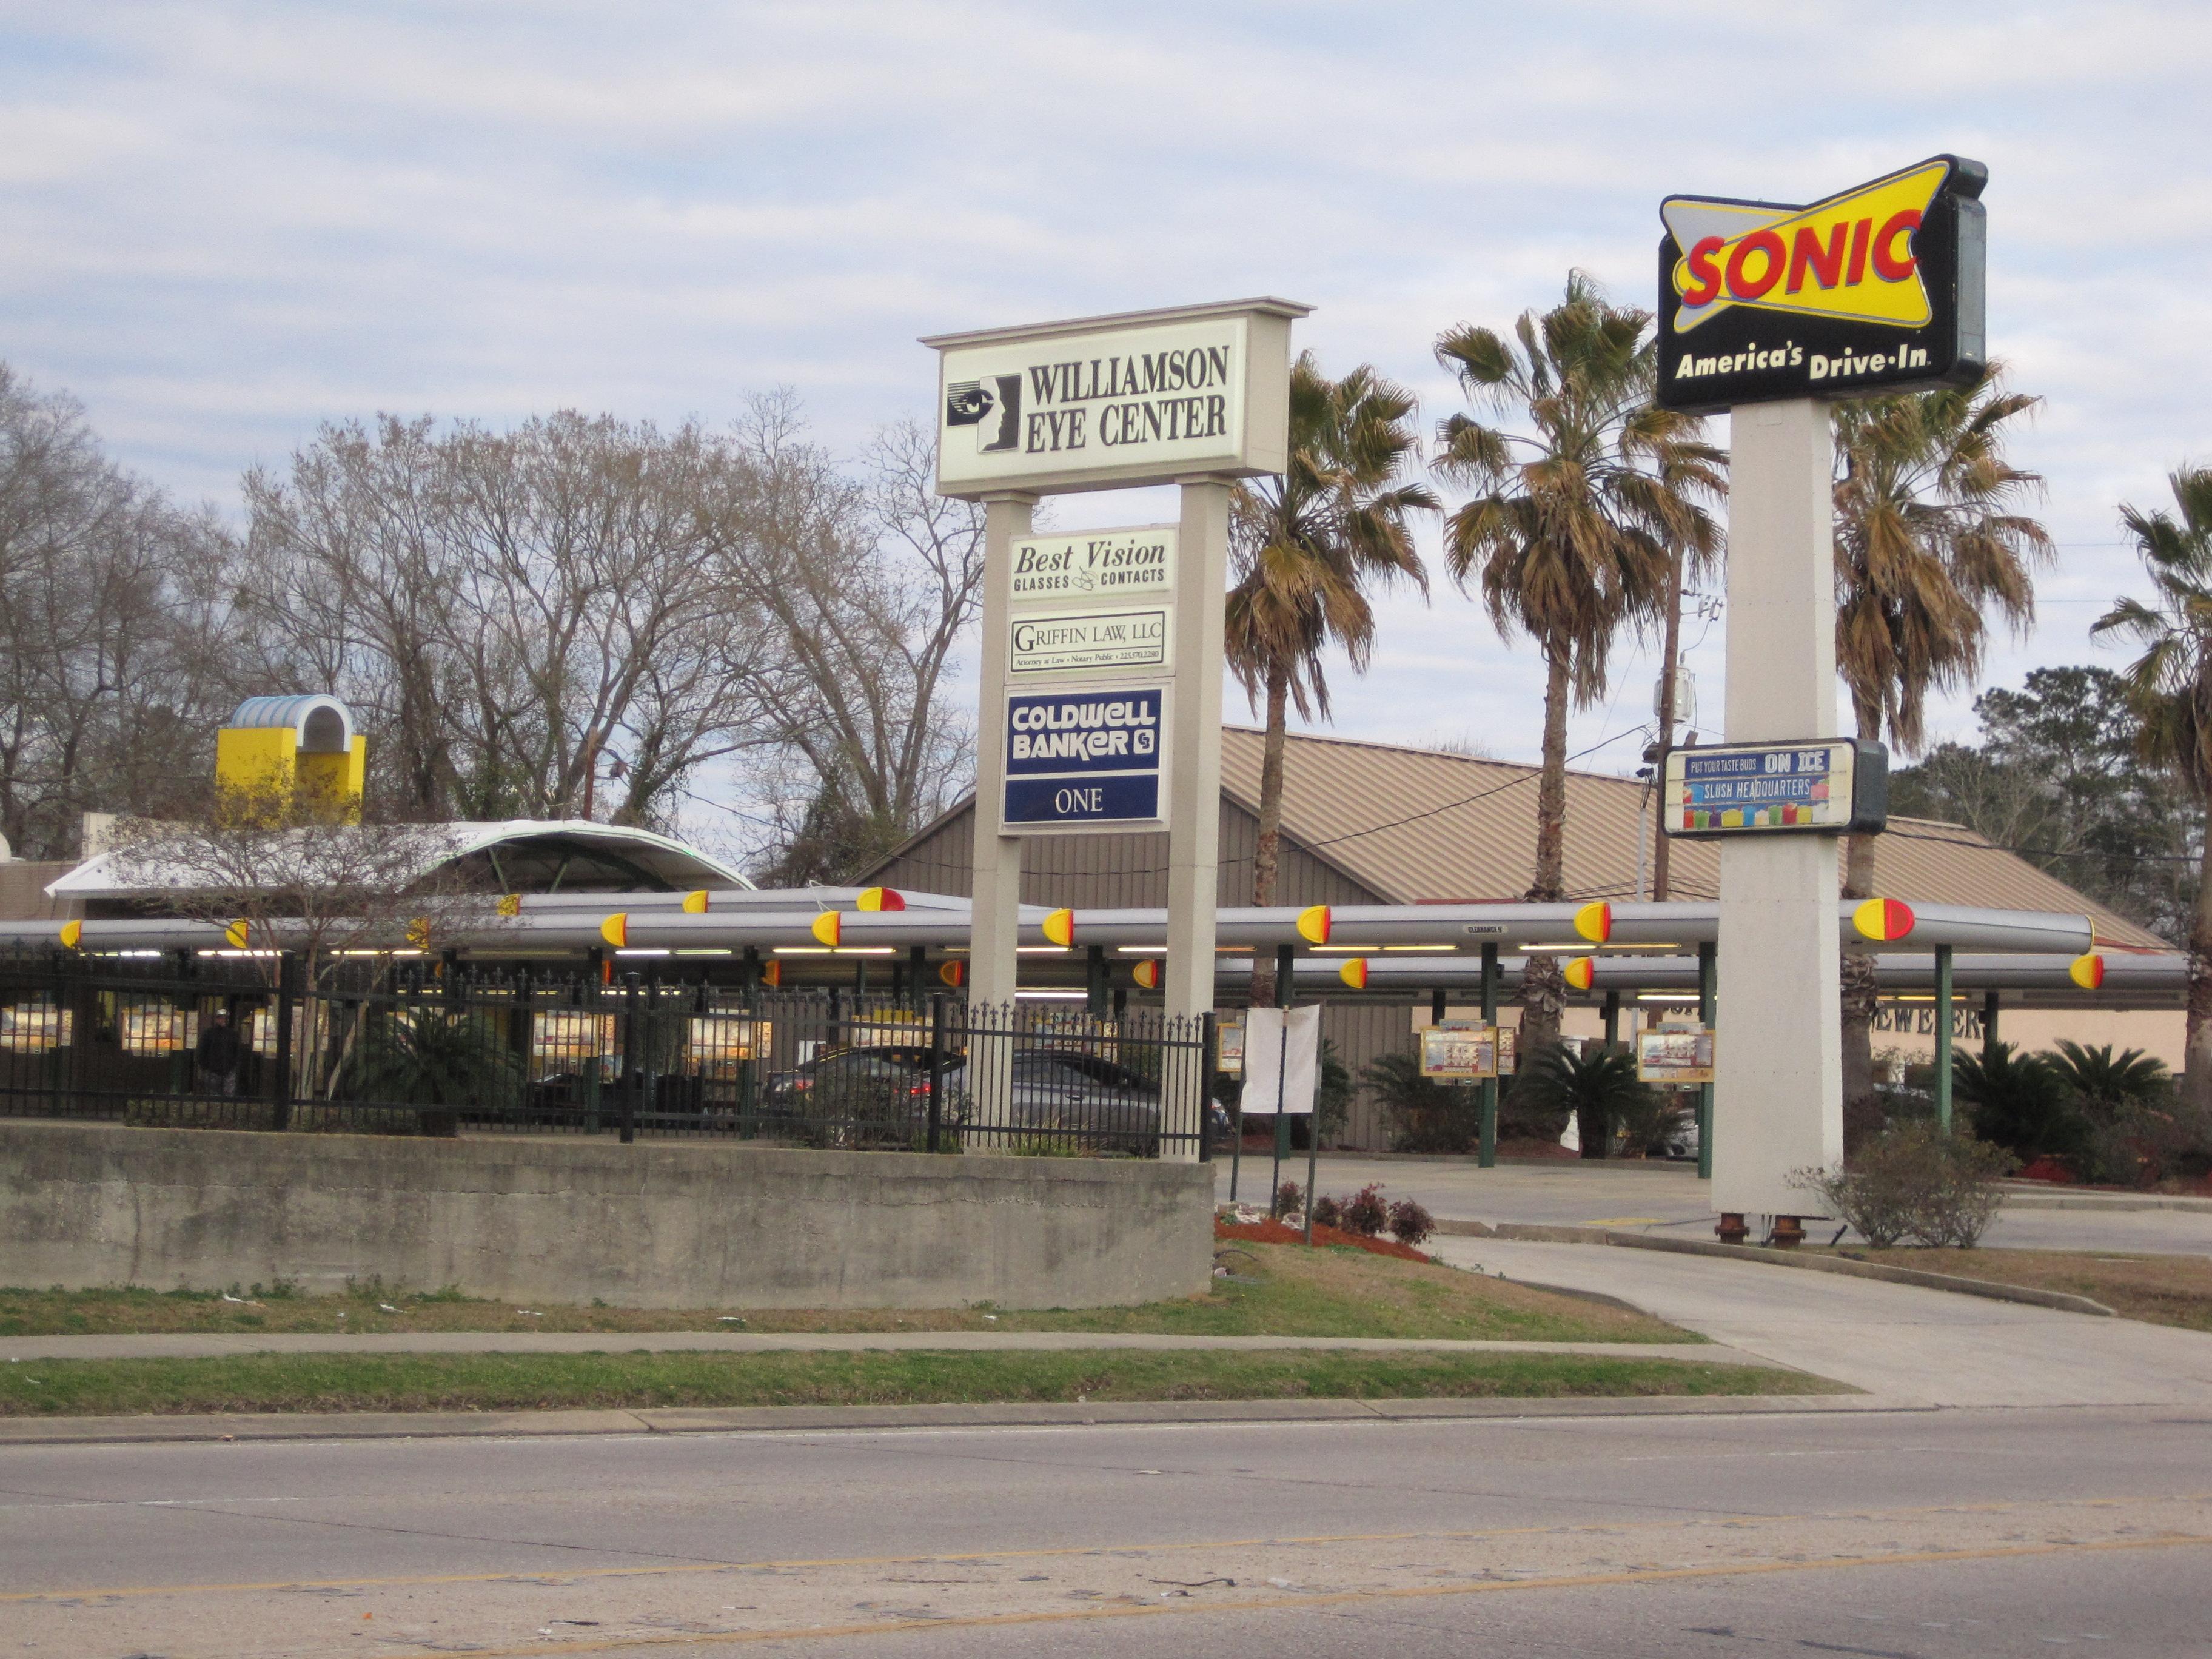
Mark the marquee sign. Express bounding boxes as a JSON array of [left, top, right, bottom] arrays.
[[923, 299, 1306, 497], [1664, 738, 1888, 838], [1000, 685, 1168, 832], [1657, 155, 1986, 412]]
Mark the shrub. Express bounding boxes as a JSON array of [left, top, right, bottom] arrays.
[[1792, 1122, 2018, 1248], [2042, 1039, 2171, 1124], [1271, 1180, 1303, 1221], [1955, 1042, 2088, 1164], [1339, 1182, 1389, 1237], [1387, 1196, 1435, 1247], [1362, 1051, 1481, 1153], [1310, 1194, 1344, 1228], [1509, 1042, 1655, 1160]]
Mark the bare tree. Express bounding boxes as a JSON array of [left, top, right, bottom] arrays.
[[698, 400, 984, 874], [0, 366, 243, 859]]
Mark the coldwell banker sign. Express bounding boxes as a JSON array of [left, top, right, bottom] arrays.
[[1003, 688, 1166, 829], [1656, 155, 1986, 412]]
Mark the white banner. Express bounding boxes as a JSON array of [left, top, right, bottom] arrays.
[[1242, 1004, 1320, 1116]]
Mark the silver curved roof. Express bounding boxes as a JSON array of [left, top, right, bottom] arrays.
[[226, 695, 356, 752]]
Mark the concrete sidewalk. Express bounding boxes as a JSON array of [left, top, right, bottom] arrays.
[[0, 1328, 1751, 1365], [1432, 1234, 2212, 1408]]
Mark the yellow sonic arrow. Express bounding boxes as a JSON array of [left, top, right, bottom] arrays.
[[811, 911, 842, 947], [1338, 957, 1370, 990], [1297, 905, 1332, 945], [600, 913, 628, 949], [1042, 908, 1074, 947], [1573, 902, 1612, 943]]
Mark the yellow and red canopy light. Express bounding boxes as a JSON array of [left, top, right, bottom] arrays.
[[1042, 908, 1075, 947], [2070, 953, 2105, 990], [937, 959, 965, 988], [1852, 898, 1916, 943], [1337, 957, 1369, 990], [1297, 905, 1332, 945], [600, 914, 628, 949], [682, 890, 710, 914], [1563, 957, 1597, 991], [856, 886, 905, 913], [810, 911, 842, 947], [1131, 959, 1161, 990], [1572, 902, 1612, 944]]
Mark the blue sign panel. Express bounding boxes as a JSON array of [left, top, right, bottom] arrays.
[[1002, 687, 1165, 828]]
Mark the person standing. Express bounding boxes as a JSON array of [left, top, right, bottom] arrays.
[[195, 1009, 241, 1098]]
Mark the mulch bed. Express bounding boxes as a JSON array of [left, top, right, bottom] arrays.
[[1214, 1216, 1432, 1263]]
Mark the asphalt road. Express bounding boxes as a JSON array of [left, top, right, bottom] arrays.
[[5, 1406, 2208, 1656]]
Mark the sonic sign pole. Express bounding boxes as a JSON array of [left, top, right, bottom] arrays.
[[923, 300, 1309, 1161], [1655, 156, 1985, 1243]]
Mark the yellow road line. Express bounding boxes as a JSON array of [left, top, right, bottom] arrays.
[[435, 1533, 2212, 1656], [5, 1492, 2204, 1605]]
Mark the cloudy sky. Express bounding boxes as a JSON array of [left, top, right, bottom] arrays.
[[7, 1, 2210, 808]]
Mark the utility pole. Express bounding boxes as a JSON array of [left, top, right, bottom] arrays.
[[1650, 546, 1685, 901]]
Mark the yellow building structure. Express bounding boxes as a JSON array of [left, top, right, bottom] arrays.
[[213, 695, 367, 822]]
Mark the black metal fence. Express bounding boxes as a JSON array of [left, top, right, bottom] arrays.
[[0, 951, 1215, 1159]]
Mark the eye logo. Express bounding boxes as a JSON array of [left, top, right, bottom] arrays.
[[1664, 159, 1950, 333], [945, 374, 1022, 452]]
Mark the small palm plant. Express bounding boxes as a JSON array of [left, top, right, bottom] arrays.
[[338, 1008, 525, 1124], [1952, 1041, 2085, 1164], [1509, 1043, 1657, 1161], [2042, 1040, 2170, 1125]]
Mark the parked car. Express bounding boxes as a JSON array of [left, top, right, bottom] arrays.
[[762, 1046, 953, 1147], [940, 1047, 1162, 1156]]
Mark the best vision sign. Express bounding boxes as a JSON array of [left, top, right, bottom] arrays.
[[1008, 526, 1178, 677], [1656, 156, 1986, 412], [923, 299, 1306, 497]]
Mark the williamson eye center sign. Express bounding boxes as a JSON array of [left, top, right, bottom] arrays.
[[1656, 154, 1986, 412]]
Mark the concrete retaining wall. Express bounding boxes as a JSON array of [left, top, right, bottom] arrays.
[[0, 1122, 1216, 1310]]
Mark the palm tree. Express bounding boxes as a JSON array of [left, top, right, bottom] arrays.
[[2093, 464, 2212, 1110], [1834, 365, 2051, 1128], [1227, 352, 1436, 1004], [1509, 1042, 1656, 1162], [1433, 273, 1723, 1054]]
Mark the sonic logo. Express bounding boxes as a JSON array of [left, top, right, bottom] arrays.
[[1666, 159, 1949, 333], [1655, 155, 1985, 414]]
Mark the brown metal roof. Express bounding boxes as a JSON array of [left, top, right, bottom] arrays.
[[1216, 727, 2166, 949]]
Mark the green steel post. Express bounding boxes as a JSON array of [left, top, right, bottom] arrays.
[[1936, 944, 1954, 1134], [1603, 990, 1620, 1048], [1697, 940, 1716, 1181], [1982, 989, 2000, 1059], [1478, 943, 1499, 1168], [1085, 945, 1108, 1018]]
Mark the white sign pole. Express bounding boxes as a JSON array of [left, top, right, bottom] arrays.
[[1711, 398, 1843, 1222], [1161, 476, 1230, 1161], [969, 492, 1035, 1133]]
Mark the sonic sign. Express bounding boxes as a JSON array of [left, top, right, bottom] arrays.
[[1657, 155, 1986, 412]]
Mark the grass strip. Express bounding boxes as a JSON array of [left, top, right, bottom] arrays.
[[1816, 1247, 2212, 1334], [0, 1349, 1834, 1418], [0, 1242, 1692, 1345]]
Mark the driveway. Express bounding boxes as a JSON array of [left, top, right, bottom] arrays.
[[1429, 1233, 2212, 1408]]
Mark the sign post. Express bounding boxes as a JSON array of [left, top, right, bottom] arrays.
[[925, 299, 1309, 1162], [1654, 156, 1985, 1235]]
